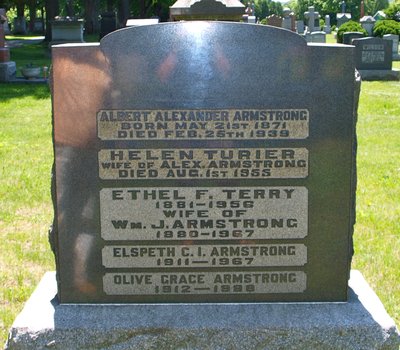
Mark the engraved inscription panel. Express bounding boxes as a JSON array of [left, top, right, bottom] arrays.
[[97, 109, 309, 140], [103, 271, 307, 295], [102, 244, 308, 268], [98, 148, 309, 179], [361, 50, 384, 63], [100, 187, 308, 240]]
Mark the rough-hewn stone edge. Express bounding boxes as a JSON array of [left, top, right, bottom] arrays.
[[6, 271, 400, 350]]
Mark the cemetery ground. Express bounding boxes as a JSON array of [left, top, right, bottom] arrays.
[[0, 37, 399, 345]]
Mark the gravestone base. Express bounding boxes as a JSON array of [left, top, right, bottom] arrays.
[[358, 69, 400, 81], [0, 61, 16, 82], [6, 270, 400, 350]]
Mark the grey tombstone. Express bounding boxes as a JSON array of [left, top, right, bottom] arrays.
[[282, 7, 295, 31], [33, 18, 44, 34], [296, 20, 305, 34], [323, 14, 331, 34], [343, 31, 365, 45], [247, 15, 256, 23], [337, 13, 351, 28], [12, 16, 26, 34], [383, 34, 400, 60], [48, 22, 360, 304], [5, 21, 400, 350], [0, 11, 16, 82], [304, 6, 320, 33], [50, 19, 84, 45], [0, 8, 10, 35], [353, 36, 392, 70], [310, 31, 326, 43], [353, 36, 399, 80], [360, 15, 376, 36], [373, 10, 386, 21]]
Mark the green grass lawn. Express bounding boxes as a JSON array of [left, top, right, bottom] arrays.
[[0, 38, 399, 345]]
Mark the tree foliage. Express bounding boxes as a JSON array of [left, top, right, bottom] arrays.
[[3, 0, 398, 33], [363, 0, 389, 16], [337, 19, 367, 42], [290, 0, 365, 22], [384, 0, 400, 21], [373, 19, 400, 35], [254, 0, 283, 20]]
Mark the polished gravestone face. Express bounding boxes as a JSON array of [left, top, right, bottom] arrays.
[[51, 22, 359, 303], [352, 36, 392, 70]]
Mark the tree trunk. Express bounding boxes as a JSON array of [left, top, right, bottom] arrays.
[[118, 0, 129, 28], [138, 0, 152, 18], [84, 0, 100, 35], [45, 0, 60, 42], [66, 0, 74, 17], [107, 0, 114, 12], [28, 0, 36, 32], [16, 0, 25, 17]]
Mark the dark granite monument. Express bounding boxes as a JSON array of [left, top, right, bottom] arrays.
[[266, 14, 282, 27], [353, 36, 400, 81], [343, 31, 365, 45], [354, 36, 392, 70], [49, 22, 359, 304], [6, 22, 400, 350]]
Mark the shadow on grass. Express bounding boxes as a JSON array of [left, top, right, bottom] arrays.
[[0, 84, 51, 101], [10, 44, 52, 75]]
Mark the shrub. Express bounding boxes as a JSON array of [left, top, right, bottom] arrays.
[[373, 19, 400, 36], [337, 21, 368, 43], [384, 1, 400, 22], [259, 18, 267, 25]]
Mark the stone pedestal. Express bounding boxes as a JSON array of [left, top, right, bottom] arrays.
[[50, 20, 84, 46], [358, 69, 400, 81], [6, 270, 400, 350], [0, 61, 16, 81], [0, 46, 9, 61]]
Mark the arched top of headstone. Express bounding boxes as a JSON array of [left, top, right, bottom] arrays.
[[100, 22, 308, 108]]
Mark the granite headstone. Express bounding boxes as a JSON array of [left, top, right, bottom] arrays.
[[0, 12, 16, 82], [323, 15, 331, 34], [337, 13, 351, 27], [304, 6, 320, 33], [353, 36, 392, 70], [266, 14, 282, 27], [296, 20, 305, 34], [360, 15, 376, 36], [309, 31, 326, 43], [50, 19, 84, 45], [0, 8, 10, 35], [282, 8, 295, 32], [352, 36, 399, 80], [383, 34, 400, 60], [343, 31, 365, 45], [12, 16, 26, 34], [51, 22, 359, 303]]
